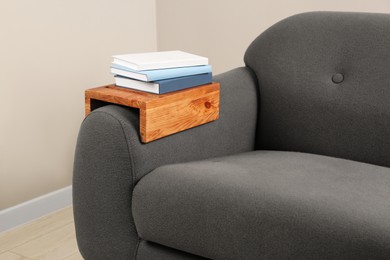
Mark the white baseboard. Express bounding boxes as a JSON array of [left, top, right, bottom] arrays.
[[0, 186, 72, 233]]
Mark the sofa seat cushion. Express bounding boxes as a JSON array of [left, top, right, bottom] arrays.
[[132, 151, 390, 260]]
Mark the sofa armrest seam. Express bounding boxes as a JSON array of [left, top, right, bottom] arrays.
[[133, 238, 142, 260]]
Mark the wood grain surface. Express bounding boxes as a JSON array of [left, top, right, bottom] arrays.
[[85, 83, 220, 142], [0, 207, 82, 260]]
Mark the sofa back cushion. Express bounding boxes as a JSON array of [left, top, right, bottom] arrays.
[[244, 12, 390, 167]]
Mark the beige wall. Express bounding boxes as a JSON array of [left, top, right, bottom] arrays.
[[0, 0, 157, 209], [156, 0, 390, 74], [2, 0, 390, 210]]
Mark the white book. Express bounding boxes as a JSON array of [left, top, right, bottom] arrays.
[[112, 50, 208, 71]]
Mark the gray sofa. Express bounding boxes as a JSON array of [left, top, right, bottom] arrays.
[[73, 12, 390, 259]]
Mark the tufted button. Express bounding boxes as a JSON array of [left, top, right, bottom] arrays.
[[332, 73, 344, 84]]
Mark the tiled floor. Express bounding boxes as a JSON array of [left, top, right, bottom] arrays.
[[0, 207, 83, 260]]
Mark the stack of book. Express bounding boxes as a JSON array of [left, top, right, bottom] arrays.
[[111, 50, 212, 94]]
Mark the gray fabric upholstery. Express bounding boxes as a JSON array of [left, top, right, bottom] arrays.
[[244, 11, 390, 168], [132, 151, 390, 260], [73, 67, 258, 259], [136, 240, 208, 260], [74, 11, 390, 260]]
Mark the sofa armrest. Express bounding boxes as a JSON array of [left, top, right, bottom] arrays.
[[73, 66, 259, 259]]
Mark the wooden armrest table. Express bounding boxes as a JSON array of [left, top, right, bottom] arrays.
[[85, 83, 220, 143]]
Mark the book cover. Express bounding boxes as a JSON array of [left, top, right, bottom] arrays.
[[110, 64, 212, 82], [112, 50, 208, 71], [114, 73, 212, 94]]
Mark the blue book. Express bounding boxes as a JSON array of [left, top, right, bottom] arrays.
[[114, 73, 212, 94], [110, 63, 212, 82]]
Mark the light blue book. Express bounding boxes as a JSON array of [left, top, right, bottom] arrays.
[[115, 73, 212, 94], [110, 63, 212, 82]]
